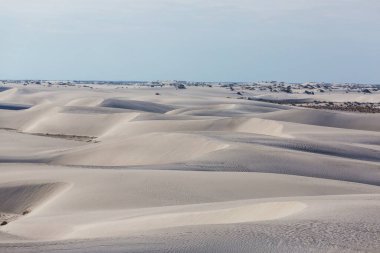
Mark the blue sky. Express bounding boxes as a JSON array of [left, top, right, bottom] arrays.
[[0, 0, 379, 83]]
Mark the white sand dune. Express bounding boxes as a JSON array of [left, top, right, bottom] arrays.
[[255, 91, 380, 103], [54, 133, 229, 166], [66, 201, 307, 239], [0, 182, 69, 215], [0, 181, 70, 230], [100, 98, 176, 113], [259, 108, 380, 132], [166, 102, 287, 116], [0, 165, 379, 242], [96, 117, 289, 140], [0, 84, 379, 252]]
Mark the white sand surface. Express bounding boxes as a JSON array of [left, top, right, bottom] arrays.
[[0, 84, 379, 252]]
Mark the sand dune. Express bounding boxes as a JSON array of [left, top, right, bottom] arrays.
[[0, 181, 69, 228], [259, 108, 380, 131], [101, 98, 176, 113], [0, 164, 378, 242], [54, 133, 228, 166], [0, 84, 379, 252], [166, 102, 287, 116], [66, 201, 307, 239], [95, 117, 289, 141], [0, 182, 69, 215]]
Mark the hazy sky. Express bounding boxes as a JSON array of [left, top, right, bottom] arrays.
[[0, 0, 379, 83]]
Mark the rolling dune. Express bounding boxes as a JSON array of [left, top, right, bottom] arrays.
[[54, 133, 229, 166], [259, 108, 380, 132], [0, 84, 379, 252]]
